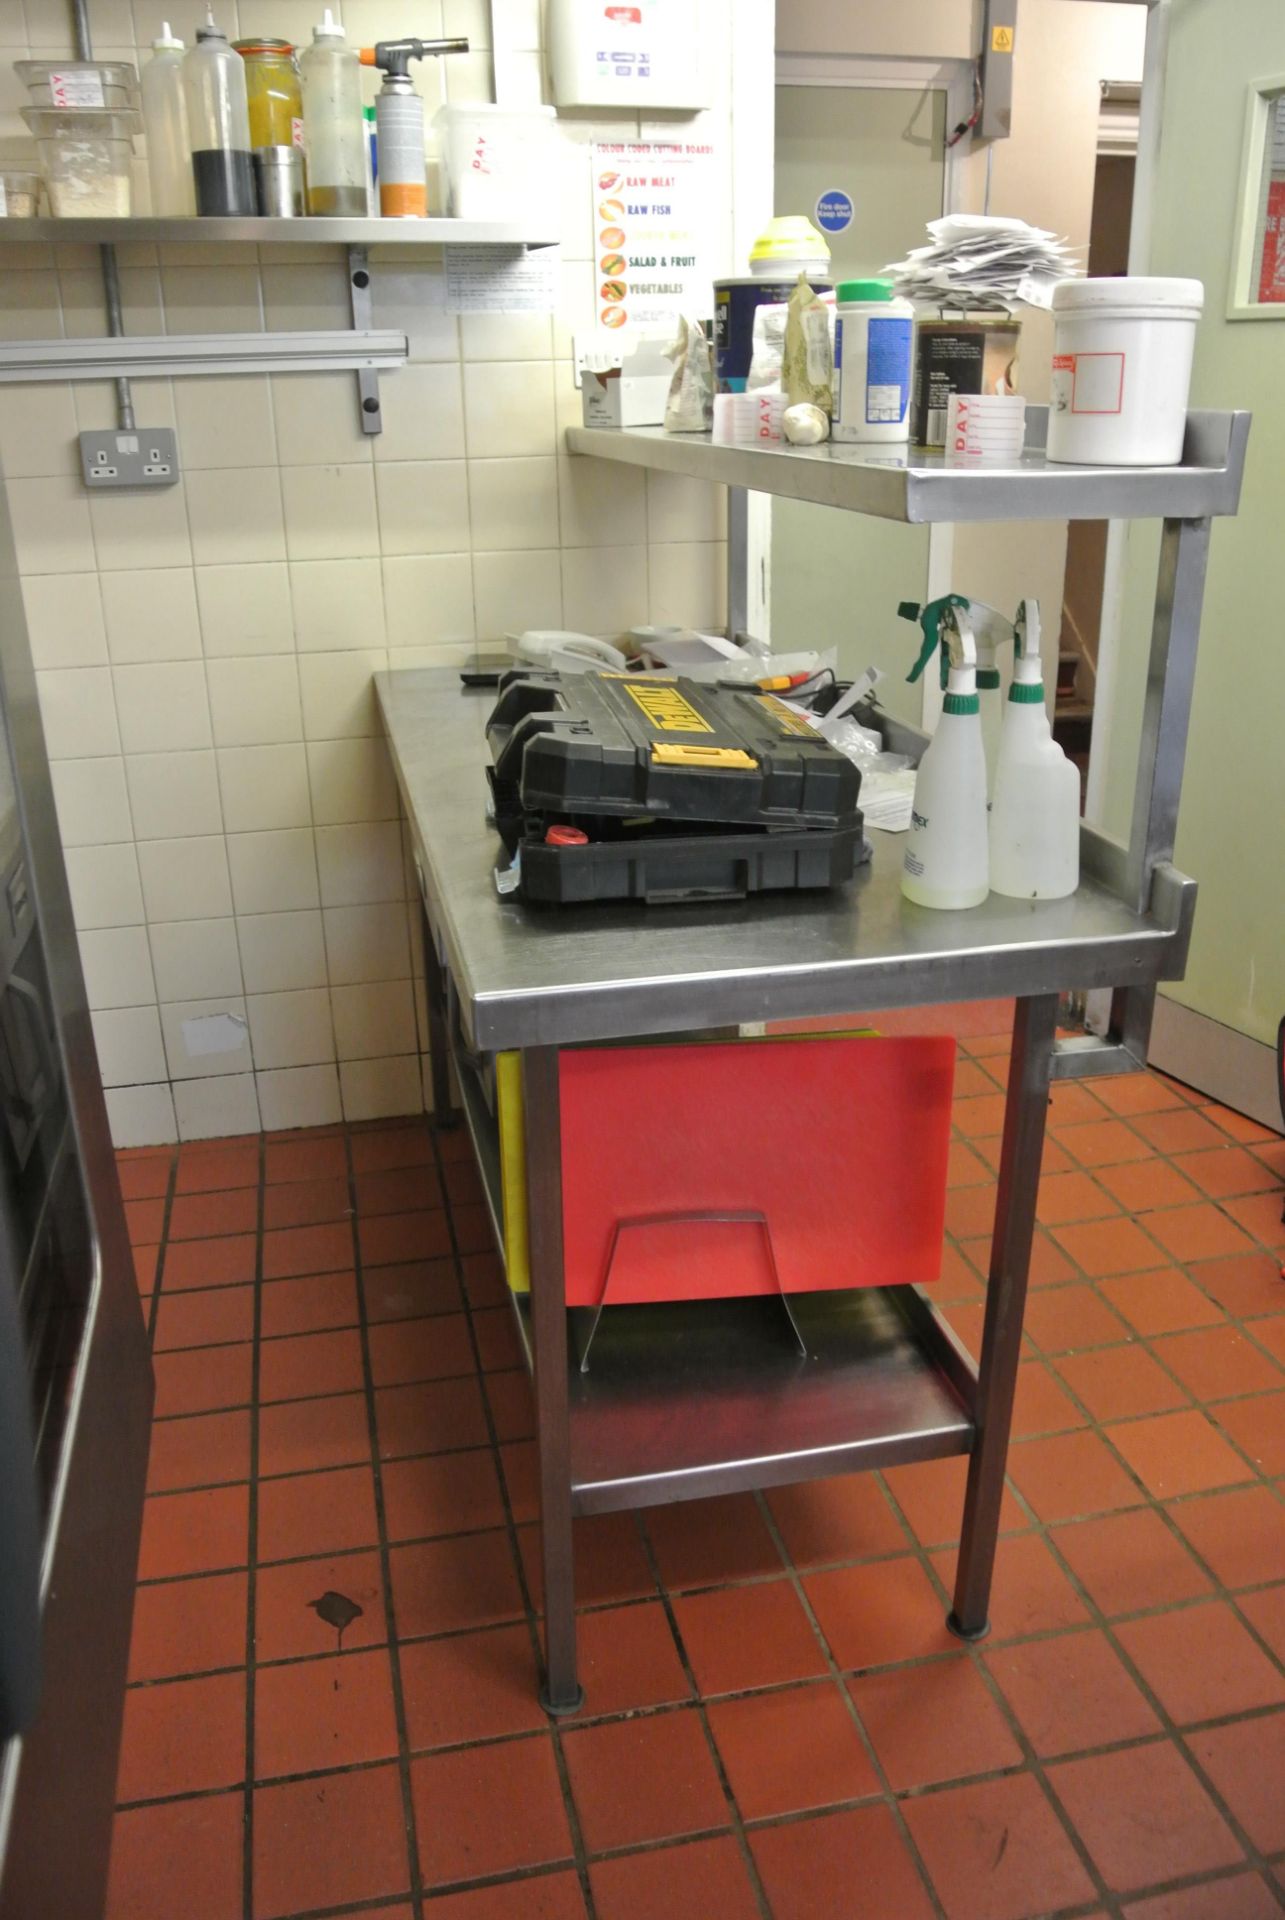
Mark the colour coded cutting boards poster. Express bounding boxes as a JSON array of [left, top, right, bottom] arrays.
[[590, 141, 716, 336]]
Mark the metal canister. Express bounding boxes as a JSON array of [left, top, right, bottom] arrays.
[[234, 38, 303, 151], [911, 316, 1022, 448], [253, 145, 305, 216], [713, 274, 831, 393]]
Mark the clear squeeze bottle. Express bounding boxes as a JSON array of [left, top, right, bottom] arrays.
[[184, 11, 255, 215], [989, 600, 1081, 900], [901, 596, 990, 910], [143, 23, 195, 215], [300, 8, 366, 216]]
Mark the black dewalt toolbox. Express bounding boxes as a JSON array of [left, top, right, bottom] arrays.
[[485, 668, 867, 905]]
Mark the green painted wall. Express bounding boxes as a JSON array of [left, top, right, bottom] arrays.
[[1104, 0, 1285, 1049]]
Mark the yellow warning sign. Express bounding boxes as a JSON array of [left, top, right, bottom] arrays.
[[991, 24, 1014, 52], [624, 682, 713, 733]]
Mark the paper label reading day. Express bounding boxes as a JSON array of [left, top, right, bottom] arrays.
[[443, 244, 559, 315], [49, 69, 105, 106], [590, 141, 716, 337]]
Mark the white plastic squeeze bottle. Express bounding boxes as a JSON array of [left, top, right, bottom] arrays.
[[901, 597, 990, 911], [300, 8, 366, 217], [183, 10, 255, 215], [142, 22, 195, 215], [989, 601, 1081, 900]]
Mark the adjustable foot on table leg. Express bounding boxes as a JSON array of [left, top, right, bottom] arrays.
[[540, 1682, 585, 1719], [946, 1610, 991, 1644]]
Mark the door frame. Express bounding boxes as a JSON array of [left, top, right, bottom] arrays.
[[759, 54, 974, 722]]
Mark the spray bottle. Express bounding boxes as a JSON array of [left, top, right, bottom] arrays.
[[900, 594, 1012, 778], [989, 600, 1081, 900], [359, 37, 467, 218], [901, 595, 990, 910]]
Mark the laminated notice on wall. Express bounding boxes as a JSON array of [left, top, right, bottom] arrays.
[[444, 244, 560, 315], [590, 141, 716, 336]]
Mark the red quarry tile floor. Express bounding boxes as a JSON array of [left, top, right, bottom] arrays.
[[106, 1027, 1285, 1920]]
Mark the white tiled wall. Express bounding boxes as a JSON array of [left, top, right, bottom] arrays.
[[0, 0, 766, 1144]]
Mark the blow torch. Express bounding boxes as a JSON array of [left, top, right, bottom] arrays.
[[360, 36, 468, 218]]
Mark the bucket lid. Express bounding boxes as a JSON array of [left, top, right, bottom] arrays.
[[751, 214, 830, 267], [836, 278, 893, 303], [1053, 275, 1204, 315]]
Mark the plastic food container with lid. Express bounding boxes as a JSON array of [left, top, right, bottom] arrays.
[[749, 214, 831, 280], [1047, 276, 1204, 467], [21, 106, 137, 215], [433, 103, 557, 223], [0, 169, 41, 216], [15, 60, 138, 110]]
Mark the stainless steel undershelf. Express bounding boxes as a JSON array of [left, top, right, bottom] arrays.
[[564, 408, 1250, 525], [0, 216, 558, 247], [450, 1042, 975, 1515], [378, 673, 1195, 1054], [532, 1288, 974, 1513]]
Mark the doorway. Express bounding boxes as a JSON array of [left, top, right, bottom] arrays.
[[769, 58, 971, 726]]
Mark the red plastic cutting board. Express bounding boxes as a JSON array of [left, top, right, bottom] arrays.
[[558, 1036, 956, 1308]]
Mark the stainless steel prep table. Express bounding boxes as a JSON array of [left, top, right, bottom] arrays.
[[376, 405, 1248, 1713]]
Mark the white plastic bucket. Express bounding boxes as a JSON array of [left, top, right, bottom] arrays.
[[1046, 276, 1203, 467], [433, 103, 557, 224]]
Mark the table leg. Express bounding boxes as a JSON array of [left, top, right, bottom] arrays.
[[950, 992, 1058, 1640], [421, 901, 456, 1124], [522, 1046, 583, 1716]]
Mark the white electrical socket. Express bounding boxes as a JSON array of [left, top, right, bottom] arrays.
[[78, 428, 180, 489]]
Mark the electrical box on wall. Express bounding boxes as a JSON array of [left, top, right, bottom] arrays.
[[547, 0, 708, 112]]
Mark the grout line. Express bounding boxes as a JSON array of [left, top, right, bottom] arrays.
[[343, 1120, 427, 1920], [142, 1147, 180, 1350], [630, 1517, 776, 1920], [242, 1130, 266, 1920], [748, 1489, 952, 1920], [425, 1118, 601, 1920]]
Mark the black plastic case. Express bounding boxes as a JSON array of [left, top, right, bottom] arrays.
[[486, 669, 868, 907], [510, 820, 869, 906], [487, 668, 861, 829]]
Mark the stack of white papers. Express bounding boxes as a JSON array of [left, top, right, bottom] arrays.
[[885, 215, 1081, 313]]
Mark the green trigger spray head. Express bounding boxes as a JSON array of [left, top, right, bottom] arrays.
[[900, 594, 971, 684]]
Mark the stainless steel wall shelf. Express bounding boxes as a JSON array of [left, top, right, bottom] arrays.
[[379, 398, 1250, 1716], [0, 216, 558, 246], [564, 408, 1250, 525]]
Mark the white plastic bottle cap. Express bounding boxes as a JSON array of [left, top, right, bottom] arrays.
[[314, 6, 345, 34], [153, 19, 183, 46]]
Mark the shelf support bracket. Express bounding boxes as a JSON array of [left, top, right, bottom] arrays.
[[348, 246, 382, 435]]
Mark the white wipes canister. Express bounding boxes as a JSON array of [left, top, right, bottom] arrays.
[[831, 279, 913, 443], [1046, 276, 1204, 466]]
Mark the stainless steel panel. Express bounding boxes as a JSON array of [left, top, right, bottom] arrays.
[[378, 673, 1195, 1054], [564, 409, 1250, 526], [0, 439, 152, 1919]]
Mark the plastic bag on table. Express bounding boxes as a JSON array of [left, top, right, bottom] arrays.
[[663, 315, 715, 432], [783, 273, 833, 411]]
